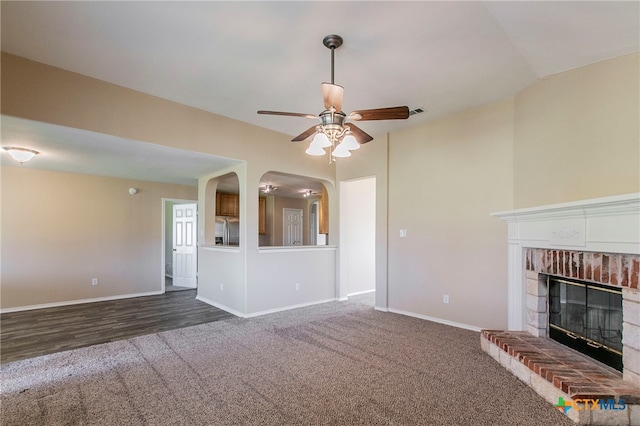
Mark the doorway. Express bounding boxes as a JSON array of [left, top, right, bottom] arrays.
[[339, 177, 376, 297], [163, 198, 197, 292]]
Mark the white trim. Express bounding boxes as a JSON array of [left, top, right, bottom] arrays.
[[195, 295, 244, 318], [257, 245, 337, 253], [491, 192, 640, 218], [347, 289, 375, 297], [388, 308, 482, 332], [374, 306, 389, 312], [0, 291, 163, 314], [202, 245, 241, 253], [244, 298, 338, 318]]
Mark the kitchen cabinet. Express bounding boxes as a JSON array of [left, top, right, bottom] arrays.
[[258, 197, 266, 235], [319, 186, 329, 234], [216, 192, 239, 217]]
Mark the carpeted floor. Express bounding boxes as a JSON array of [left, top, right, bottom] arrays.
[[0, 295, 573, 425]]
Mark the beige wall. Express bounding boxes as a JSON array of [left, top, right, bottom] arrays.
[[387, 99, 515, 329], [1, 167, 196, 309], [1, 53, 338, 315], [514, 53, 640, 208]]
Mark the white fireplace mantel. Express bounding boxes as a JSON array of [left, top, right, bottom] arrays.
[[491, 193, 640, 330]]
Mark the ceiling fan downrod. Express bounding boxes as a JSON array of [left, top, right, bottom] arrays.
[[323, 34, 343, 85]]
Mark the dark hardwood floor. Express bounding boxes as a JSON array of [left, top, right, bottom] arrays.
[[1, 290, 235, 364]]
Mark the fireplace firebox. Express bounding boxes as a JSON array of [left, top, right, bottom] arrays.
[[548, 276, 623, 371]]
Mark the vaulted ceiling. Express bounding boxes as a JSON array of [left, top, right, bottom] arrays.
[[1, 1, 638, 185]]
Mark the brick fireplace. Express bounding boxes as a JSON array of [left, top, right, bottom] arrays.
[[486, 193, 640, 425], [523, 248, 639, 380]]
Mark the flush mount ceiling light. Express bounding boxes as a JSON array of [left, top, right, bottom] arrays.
[[258, 34, 414, 163], [3, 146, 39, 164], [262, 184, 277, 194]]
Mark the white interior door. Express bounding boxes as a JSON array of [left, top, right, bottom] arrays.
[[173, 203, 197, 288], [283, 208, 303, 246]]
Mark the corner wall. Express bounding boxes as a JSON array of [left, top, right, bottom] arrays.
[[514, 53, 640, 208], [387, 99, 515, 330]]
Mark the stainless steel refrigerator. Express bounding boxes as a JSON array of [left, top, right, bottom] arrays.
[[215, 216, 239, 246]]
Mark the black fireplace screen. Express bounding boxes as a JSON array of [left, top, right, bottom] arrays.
[[548, 277, 623, 371]]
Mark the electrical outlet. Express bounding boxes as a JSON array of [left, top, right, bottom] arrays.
[[443, 294, 449, 304], [295, 283, 300, 291], [220, 283, 224, 291], [399, 229, 407, 238], [92, 278, 98, 286]]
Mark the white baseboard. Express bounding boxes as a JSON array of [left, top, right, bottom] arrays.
[[388, 308, 482, 332], [195, 295, 339, 319], [245, 298, 338, 318], [347, 289, 375, 297], [0, 291, 164, 314], [195, 295, 245, 318]]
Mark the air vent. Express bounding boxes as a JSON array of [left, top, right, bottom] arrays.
[[409, 107, 425, 116]]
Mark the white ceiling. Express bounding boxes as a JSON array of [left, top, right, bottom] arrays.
[[1, 115, 241, 186], [1, 1, 638, 185]]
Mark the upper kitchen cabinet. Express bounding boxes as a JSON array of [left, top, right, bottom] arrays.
[[258, 197, 266, 235], [216, 192, 239, 217]]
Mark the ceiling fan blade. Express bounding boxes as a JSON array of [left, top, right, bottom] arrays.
[[291, 126, 318, 142], [347, 123, 374, 144], [258, 110, 317, 119], [322, 83, 344, 112], [349, 106, 410, 121]]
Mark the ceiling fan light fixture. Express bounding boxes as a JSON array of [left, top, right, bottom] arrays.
[[3, 146, 39, 164], [311, 131, 332, 148], [263, 184, 277, 193], [340, 134, 360, 151], [305, 142, 326, 156], [332, 143, 351, 158], [258, 34, 411, 163]]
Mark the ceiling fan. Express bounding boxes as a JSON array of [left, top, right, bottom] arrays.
[[258, 34, 411, 159]]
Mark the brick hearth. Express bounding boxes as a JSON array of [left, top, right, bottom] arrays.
[[481, 330, 640, 425]]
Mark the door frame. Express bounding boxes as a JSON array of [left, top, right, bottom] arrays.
[[339, 177, 376, 298], [162, 198, 197, 293]]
